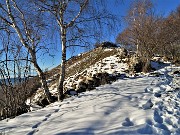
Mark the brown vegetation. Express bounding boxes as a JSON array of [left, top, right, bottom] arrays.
[[116, 0, 180, 70]]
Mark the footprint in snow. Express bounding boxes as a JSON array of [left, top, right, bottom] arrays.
[[146, 119, 153, 125], [164, 117, 173, 125], [178, 118, 180, 125], [154, 123, 169, 130], [122, 118, 134, 127], [154, 123, 171, 134], [54, 109, 60, 113], [142, 99, 153, 110], [32, 122, 41, 129], [137, 124, 154, 134], [45, 113, 51, 118], [31, 112, 56, 130], [130, 96, 138, 102], [27, 129, 39, 135], [154, 109, 163, 124], [145, 87, 153, 93], [154, 93, 161, 98], [165, 108, 174, 115], [156, 101, 164, 111], [42, 118, 48, 122]]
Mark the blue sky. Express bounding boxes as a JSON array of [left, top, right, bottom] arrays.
[[39, 0, 180, 71]]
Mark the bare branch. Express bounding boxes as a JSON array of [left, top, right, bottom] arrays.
[[0, 16, 13, 26], [11, 0, 33, 43], [6, 0, 30, 50], [66, 0, 89, 28]]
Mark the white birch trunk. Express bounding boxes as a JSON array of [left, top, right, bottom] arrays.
[[30, 50, 53, 103], [57, 27, 66, 101], [6, 0, 53, 103]]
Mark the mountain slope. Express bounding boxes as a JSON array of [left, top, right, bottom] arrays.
[[0, 65, 179, 135], [45, 47, 120, 86], [30, 47, 128, 103]]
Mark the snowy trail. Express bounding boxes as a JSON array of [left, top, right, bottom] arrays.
[[0, 66, 179, 135], [32, 77, 154, 135]]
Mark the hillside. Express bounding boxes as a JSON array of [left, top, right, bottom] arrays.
[[0, 0, 179, 134], [0, 46, 180, 135], [0, 46, 129, 120], [29, 47, 128, 105], [26, 46, 179, 107], [45, 47, 120, 85], [0, 61, 179, 134]]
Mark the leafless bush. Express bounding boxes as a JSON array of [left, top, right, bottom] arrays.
[[0, 39, 31, 120]]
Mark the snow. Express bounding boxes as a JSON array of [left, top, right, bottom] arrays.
[[49, 54, 129, 95], [0, 64, 179, 135]]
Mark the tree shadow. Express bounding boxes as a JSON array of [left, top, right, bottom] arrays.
[[55, 131, 95, 135]]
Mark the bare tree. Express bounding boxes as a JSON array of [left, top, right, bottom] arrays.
[[35, 0, 118, 100], [0, 31, 30, 119], [116, 0, 162, 72], [158, 5, 180, 62], [0, 0, 53, 103]]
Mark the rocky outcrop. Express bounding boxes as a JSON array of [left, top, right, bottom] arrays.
[[29, 48, 130, 106], [117, 48, 128, 59], [128, 56, 143, 74], [63, 72, 118, 97], [95, 41, 118, 48]]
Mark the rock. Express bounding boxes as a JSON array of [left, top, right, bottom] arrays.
[[16, 103, 30, 115], [76, 80, 87, 93], [86, 79, 94, 90], [128, 56, 143, 73], [122, 118, 134, 127], [173, 71, 180, 74], [149, 72, 164, 77], [118, 48, 128, 58], [95, 41, 118, 48], [173, 71, 180, 77], [92, 77, 100, 87], [154, 93, 161, 97], [37, 96, 50, 107], [109, 75, 117, 82], [96, 72, 110, 85], [134, 61, 144, 73], [76, 87, 86, 93], [77, 81, 87, 89], [36, 95, 57, 107]]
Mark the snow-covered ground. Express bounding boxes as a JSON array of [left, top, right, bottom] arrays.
[[0, 64, 179, 135], [33, 53, 129, 100]]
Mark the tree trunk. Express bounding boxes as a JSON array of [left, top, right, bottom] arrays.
[[136, 39, 140, 56], [5, 0, 53, 104], [142, 59, 151, 73], [57, 27, 67, 101], [30, 49, 53, 103]]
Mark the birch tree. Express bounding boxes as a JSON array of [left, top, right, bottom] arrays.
[[116, 0, 161, 72], [35, 0, 118, 100], [0, 0, 53, 103]]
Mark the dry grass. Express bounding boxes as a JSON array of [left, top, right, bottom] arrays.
[[12, 47, 119, 99], [47, 48, 119, 85]]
